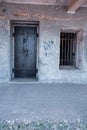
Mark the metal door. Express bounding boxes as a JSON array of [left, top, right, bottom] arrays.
[[14, 26, 37, 78]]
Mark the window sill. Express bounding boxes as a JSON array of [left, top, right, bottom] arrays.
[[59, 66, 80, 70]]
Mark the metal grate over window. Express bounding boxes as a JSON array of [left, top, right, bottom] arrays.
[[60, 32, 77, 67]]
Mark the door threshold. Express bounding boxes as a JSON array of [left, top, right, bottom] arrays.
[[10, 78, 38, 83]]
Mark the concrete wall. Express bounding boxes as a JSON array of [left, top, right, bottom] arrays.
[[0, 3, 87, 83], [0, 18, 10, 83]]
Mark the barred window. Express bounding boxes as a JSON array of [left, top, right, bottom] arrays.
[[60, 32, 77, 68]]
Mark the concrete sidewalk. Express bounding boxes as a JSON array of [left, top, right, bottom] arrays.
[[0, 83, 87, 121]]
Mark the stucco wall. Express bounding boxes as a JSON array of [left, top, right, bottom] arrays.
[[0, 18, 10, 83], [0, 3, 87, 83]]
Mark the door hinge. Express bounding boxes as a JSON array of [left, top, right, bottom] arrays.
[[36, 69, 38, 73], [37, 33, 39, 37], [12, 68, 14, 73], [13, 33, 15, 37]]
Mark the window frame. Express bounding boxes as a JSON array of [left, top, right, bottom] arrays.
[[59, 29, 83, 70]]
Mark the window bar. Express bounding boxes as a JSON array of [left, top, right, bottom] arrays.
[[66, 33, 67, 65], [65, 33, 66, 65], [71, 33, 72, 65], [61, 33, 63, 65], [68, 33, 69, 65], [60, 34, 61, 65], [69, 33, 71, 65], [67, 33, 69, 65], [61, 33, 62, 65], [64, 33, 65, 65], [63, 33, 64, 65], [66, 33, 68, 65], [70, 33, 72, 65], [72, 33, 74, 65], [63, 33, 65, 65], [73, 34, 76, 66], [66, 34, 68, 65]]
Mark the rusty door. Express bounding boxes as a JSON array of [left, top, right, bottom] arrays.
[[14, 26, 37, 78]]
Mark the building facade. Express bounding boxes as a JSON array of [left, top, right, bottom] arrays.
[[0, 1, 87, 83]]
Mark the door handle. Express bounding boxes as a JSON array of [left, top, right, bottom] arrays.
[[72, 53, 75, 56], [23, 49, 28, 56]]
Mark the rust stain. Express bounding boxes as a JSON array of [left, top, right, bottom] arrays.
[[13, 9, 83, 21], [33, 13, 83, 21], [14, 10, 29, 17], [45, 0, 49, 3], [14, 12, 29, 17], [0, 15, 8, 18]]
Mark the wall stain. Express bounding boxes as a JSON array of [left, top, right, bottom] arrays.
[[0, 15, 8, 18], [43, 41, 55, 57], [43, 41, 55, 51], [14, 10, 29, 17], [39, 58, 48, 66]]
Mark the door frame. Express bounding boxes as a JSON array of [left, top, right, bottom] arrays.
[[11, 21, 39, 80]]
